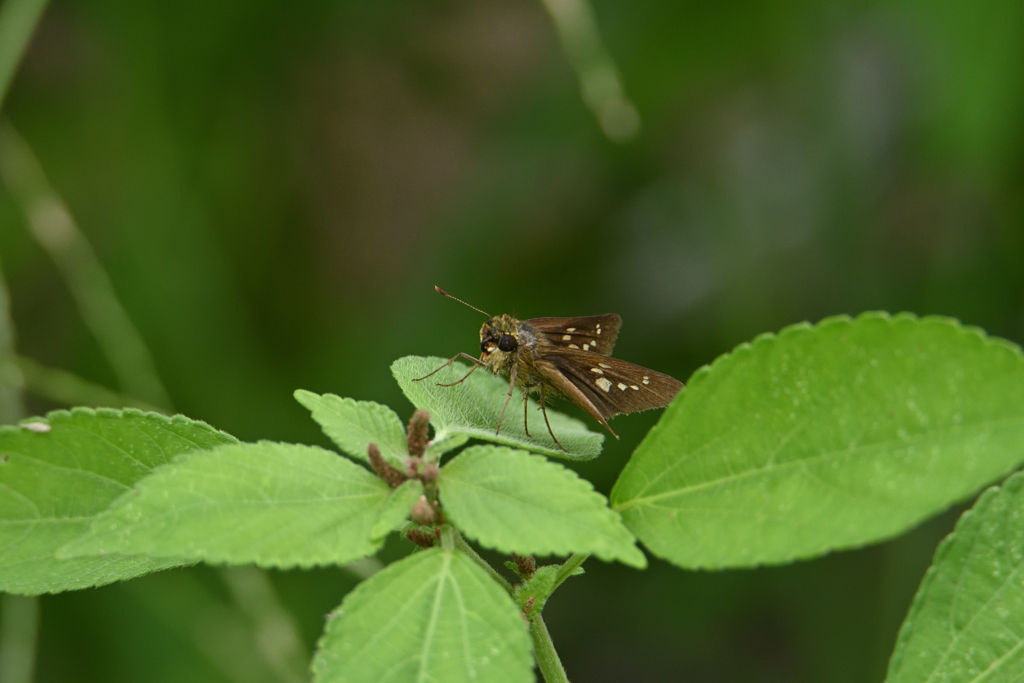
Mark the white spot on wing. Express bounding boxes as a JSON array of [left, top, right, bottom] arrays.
[[562, 335, 572, 341], [596, 377, 612, 392], [630, 385, 639, 390], [599, 363, 611, 369], [590, 368, 604, 374], [617, 383, 628, 391], [569, 344, 580, 349], [642, 376, 650, 384], [566, 327, 576, 332], [582, 343, 590, 351]]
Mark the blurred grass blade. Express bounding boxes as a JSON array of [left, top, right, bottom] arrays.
[[0, 258, 24, 423], [0, 0, 47, 422], [0, 0, 47, 111], [219, 566, 309, 683], [5, 354, 165, 412], [0, 594, 39, 683], [886, 471, 1024, 683], [0, 121, 173, 409], [539, 0, 640, 142]]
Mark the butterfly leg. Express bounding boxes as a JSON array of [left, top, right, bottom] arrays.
[[495, 361, 517, 436], [522, 388, 530, 437], [539, 384, 567, 452], [413, 353, 484, 385]]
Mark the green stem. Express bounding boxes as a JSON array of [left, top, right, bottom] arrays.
[[531, 613, 569, 683], [439, 525, 456, 552], [550, 553, 589, 595], [452, 529, 513, 593]]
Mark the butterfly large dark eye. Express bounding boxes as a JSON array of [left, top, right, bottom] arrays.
[[497, 334, 517, 352]]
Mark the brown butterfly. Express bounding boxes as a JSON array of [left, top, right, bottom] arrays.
[[415, 287, 684, 451]]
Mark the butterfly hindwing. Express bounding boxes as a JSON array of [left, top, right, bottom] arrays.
[[541, 348, 683, 419]]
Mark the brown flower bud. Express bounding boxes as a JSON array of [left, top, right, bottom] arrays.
[[367, 443, 408, 487], [512, 553, 536, 580], [405, 528, 437, 549], [421, 463, 440, 482], [410, 495, 436, 526], [406, 410, 431, 457]]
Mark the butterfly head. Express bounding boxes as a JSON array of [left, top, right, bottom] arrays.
[[479, 315, 521, 357]]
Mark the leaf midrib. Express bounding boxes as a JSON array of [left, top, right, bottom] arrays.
[[615, 414, 1024, 511]]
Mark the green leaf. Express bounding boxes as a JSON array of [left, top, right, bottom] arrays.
[[392, 355, 603, 461], [0, 408, 237, 595], [612, 313, 1024, 569], [439, 445, 646, 568], [295, 390, 408, 466], [311, 547, 533, 683], [887, 471, 1024, 683], [371, 479, 425, 540], [60, 442, 394, 569]]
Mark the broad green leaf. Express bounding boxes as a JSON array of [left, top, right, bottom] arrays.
[[440, 445, 645, 568], [0, 408, 236, 595], [886, 471, 1024, 683], [60, 442, 394, 568], [392, 355, 603, 461], [371, 479, 425, 540], [612, 313, 1024, 569], [294, 390, 408, 465], [311, 547, 533, 683]]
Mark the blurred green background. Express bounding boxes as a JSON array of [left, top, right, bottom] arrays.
[[0, 0, 1022, 681]]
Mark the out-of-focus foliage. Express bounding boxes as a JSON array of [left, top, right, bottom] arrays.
[[0, 0, 1021, 681]]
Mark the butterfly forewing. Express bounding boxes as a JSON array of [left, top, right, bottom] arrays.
[[526, 314, 621, 356], [541, 347, 683, 419]]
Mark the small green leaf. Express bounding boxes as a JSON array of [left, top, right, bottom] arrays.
[[311, 547, 533, 683], [426, 433, 470, 460], [392, 356, 603, 461], [371, 479, 425, 540], [439, 445, 646, 568], [295, 390, 407, 465], [612, 313, 1024, 569], [887, 471, 1024, 683], [60, 442, 393, 568], [0, 408, 237, 595]]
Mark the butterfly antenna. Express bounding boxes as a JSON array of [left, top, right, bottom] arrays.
[[434, 286, 490, 317]]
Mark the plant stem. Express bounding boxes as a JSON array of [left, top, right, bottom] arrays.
[[439, 525, 455, 551], [531, 613, 569, 683], [550, 553, 589, 595], [452, 529, 513, 593]]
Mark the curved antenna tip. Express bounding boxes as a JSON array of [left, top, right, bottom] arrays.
[[432, 286, 490, 317]]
